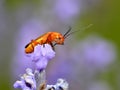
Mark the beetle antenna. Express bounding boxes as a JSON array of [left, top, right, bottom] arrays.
[[53, 24, 93, 47], [64, 24, 93, 38], [63, 26, 72, 37]]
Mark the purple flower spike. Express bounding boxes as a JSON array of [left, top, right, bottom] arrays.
[[26, 44, 55, 71], [13, 68, 36, 90], [47, 78, 69, 90]]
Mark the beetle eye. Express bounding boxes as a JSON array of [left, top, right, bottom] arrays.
[[58, 37, 61, 40], [56, 37, 60, 40]]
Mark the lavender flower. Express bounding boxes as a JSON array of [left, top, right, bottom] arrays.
[[14, 69, 69, 90], [13, 68, 36, 90], [26, 44, 55, 71], [47, 78, 69, 90]]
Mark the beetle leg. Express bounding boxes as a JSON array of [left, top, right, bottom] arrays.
[[50, 43, 55, 51], [43, 44, 45, 47]]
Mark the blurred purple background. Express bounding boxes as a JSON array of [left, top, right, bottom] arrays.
[[0, 0, 119, 90]]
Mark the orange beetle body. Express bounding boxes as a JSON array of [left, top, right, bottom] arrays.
[[25, 32, 65, 54], [25, 24, 92, 54]]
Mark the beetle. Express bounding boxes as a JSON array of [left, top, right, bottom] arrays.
[[25, 24, 92, 54]]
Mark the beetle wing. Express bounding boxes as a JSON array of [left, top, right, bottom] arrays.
[[35, 32, 52, 44]]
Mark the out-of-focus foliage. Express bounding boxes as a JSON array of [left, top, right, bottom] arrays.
[[5, 0, 40, 10], [0, 0, 120, 90], [78, 0, 120, 90]]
